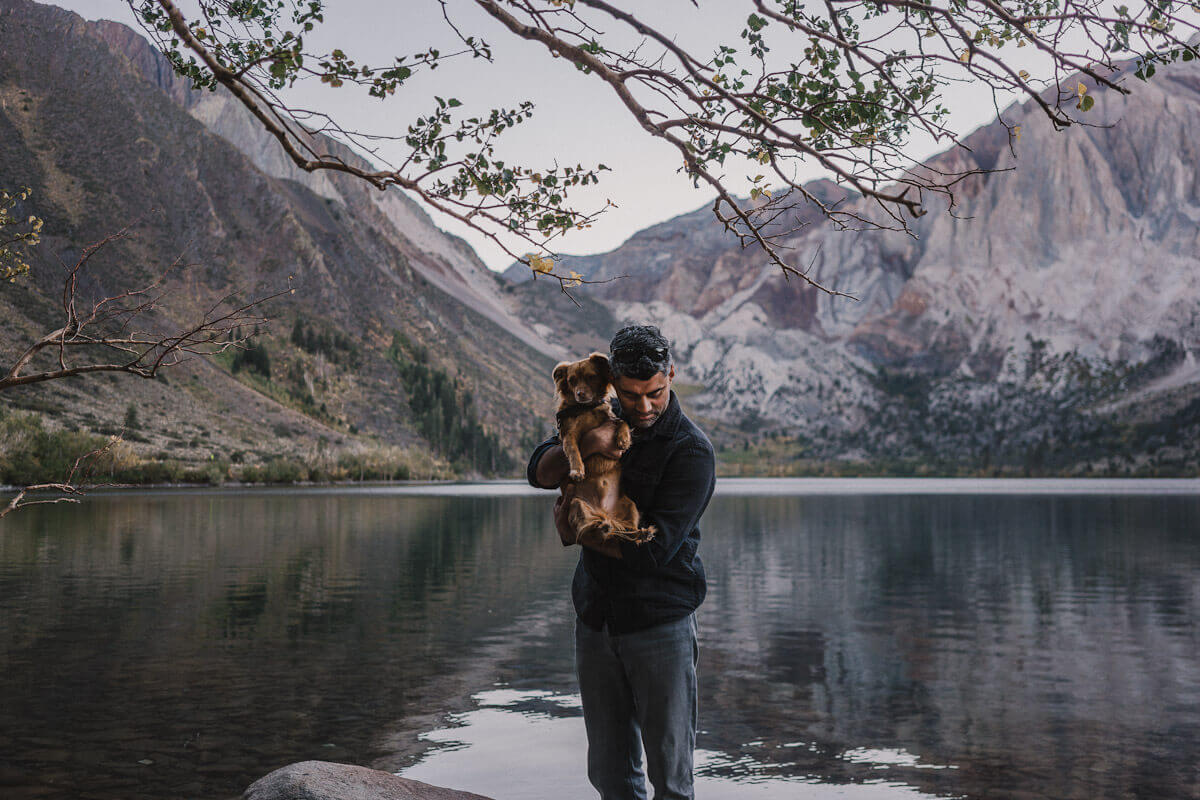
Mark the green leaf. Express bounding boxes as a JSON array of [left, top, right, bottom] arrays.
[[1080, 94, 1095, 112]]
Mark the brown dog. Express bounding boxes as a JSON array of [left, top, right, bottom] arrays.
[[554, 352, 656, 544]]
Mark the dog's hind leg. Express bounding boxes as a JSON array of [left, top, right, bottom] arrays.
[[607, 496, 657, 544], [605, 524, 656, 544], [569, 498, 615, 542]]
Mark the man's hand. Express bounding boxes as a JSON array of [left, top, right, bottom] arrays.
[[554, 485, 578, 547], [531, 421, 630, 489], [581, 420, 628, 461]]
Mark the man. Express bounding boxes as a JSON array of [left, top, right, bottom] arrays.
[[527, 324, 716, 800]]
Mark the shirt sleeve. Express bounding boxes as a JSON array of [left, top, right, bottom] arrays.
[[618, 437, 716, 572], [526, 433, 562, 490]]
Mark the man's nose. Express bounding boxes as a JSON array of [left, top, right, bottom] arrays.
[[636, 398, 651, 413]]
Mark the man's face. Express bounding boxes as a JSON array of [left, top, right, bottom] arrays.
[[613, 365, 675, 429]]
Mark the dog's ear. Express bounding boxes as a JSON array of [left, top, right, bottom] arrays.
[[588, 352, 611, 381], [553, 362, 569, 384]]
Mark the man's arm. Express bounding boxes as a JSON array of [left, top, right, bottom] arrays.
[[533, 442, 570, 490], [577, 524, 624, 559], [617, 439, 716, 572], [534, 423, 628, 558], [528, 421, 627, 490]]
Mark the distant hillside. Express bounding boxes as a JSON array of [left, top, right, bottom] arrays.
[[0, 0, 568, 480], [5, 0, 1198, 481]]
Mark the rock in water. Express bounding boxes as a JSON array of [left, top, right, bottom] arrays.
[[243, 761, 495, 800]]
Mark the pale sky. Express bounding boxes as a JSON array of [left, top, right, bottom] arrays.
[[51, 1, 1026, 271]]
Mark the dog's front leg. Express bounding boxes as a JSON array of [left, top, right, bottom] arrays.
[[614, 420, 632, 452], [560, 420, 587, 482]]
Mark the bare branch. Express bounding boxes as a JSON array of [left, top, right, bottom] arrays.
[[0, 230, 289, 392], [0, 435, 120, 521]]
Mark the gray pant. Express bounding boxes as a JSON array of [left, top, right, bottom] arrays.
[[575, 614, 699, 800]]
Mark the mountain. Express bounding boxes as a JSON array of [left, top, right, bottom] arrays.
[[0, 0, 571, 479], [506, 60, 1200, 475], [4, 0, 1197, 480]]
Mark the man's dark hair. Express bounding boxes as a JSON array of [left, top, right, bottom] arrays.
[[609, 325, 672, 380]]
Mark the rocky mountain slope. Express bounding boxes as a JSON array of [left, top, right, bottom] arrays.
[[0, 0, 564, 479], [506, 59, 1200, 475], [3, 0, 1197, 479]]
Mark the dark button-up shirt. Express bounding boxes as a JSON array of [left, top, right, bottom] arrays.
[[527, 391, 716, 634]]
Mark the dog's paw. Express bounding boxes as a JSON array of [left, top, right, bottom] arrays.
[[568, 469, 585, 482], [635, 525, 657, 544], [615, 422, 632, 450]]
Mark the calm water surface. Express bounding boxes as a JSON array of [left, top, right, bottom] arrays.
[[0, 480, 1198, 799]]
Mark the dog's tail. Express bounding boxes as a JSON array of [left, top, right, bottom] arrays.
[[606, 524, 656, 544]]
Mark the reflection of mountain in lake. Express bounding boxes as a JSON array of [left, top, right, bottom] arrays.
[[0, 491, 580, 798], [698, 495, 1200, 798], [1, 488, 1197, 799]]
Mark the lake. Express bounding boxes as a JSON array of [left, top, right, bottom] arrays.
[[1, 479, 1198, 799]]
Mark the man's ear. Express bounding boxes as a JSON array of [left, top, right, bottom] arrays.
[[588, 352, 611, 380], [553, 362, 569, 383]]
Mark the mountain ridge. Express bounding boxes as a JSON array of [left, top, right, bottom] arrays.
[[0, 0, 563, 478], [501, 54, 1200, 474], [4, 0, 1198, 478]]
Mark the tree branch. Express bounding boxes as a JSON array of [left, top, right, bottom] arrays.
[[0, 229, 289, 392]]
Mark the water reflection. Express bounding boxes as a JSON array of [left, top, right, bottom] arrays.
[[698, 494, 1200, 799], [0, 491, 579, 799], [405, 689, 949, 800], [0, 486, 1197, 799]]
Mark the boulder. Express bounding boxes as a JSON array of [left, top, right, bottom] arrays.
[[243, 761, 495, 800]]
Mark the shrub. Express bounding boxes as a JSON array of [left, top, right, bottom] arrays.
[[0, 411, 110, 485], [262, 457, 308, 483]]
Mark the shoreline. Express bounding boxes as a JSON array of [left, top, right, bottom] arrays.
[[6, 475, 1200, 498]]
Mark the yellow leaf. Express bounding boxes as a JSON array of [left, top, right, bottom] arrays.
[[1019, 69, 1030, 80], [1077, 82, 1087, 97], [959, 49, 971, 63], [1013, 125, 1022, 141], [757, 151, 770, 164], [1017, 38, 1027, 47], [528, 254, 554, 274]]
